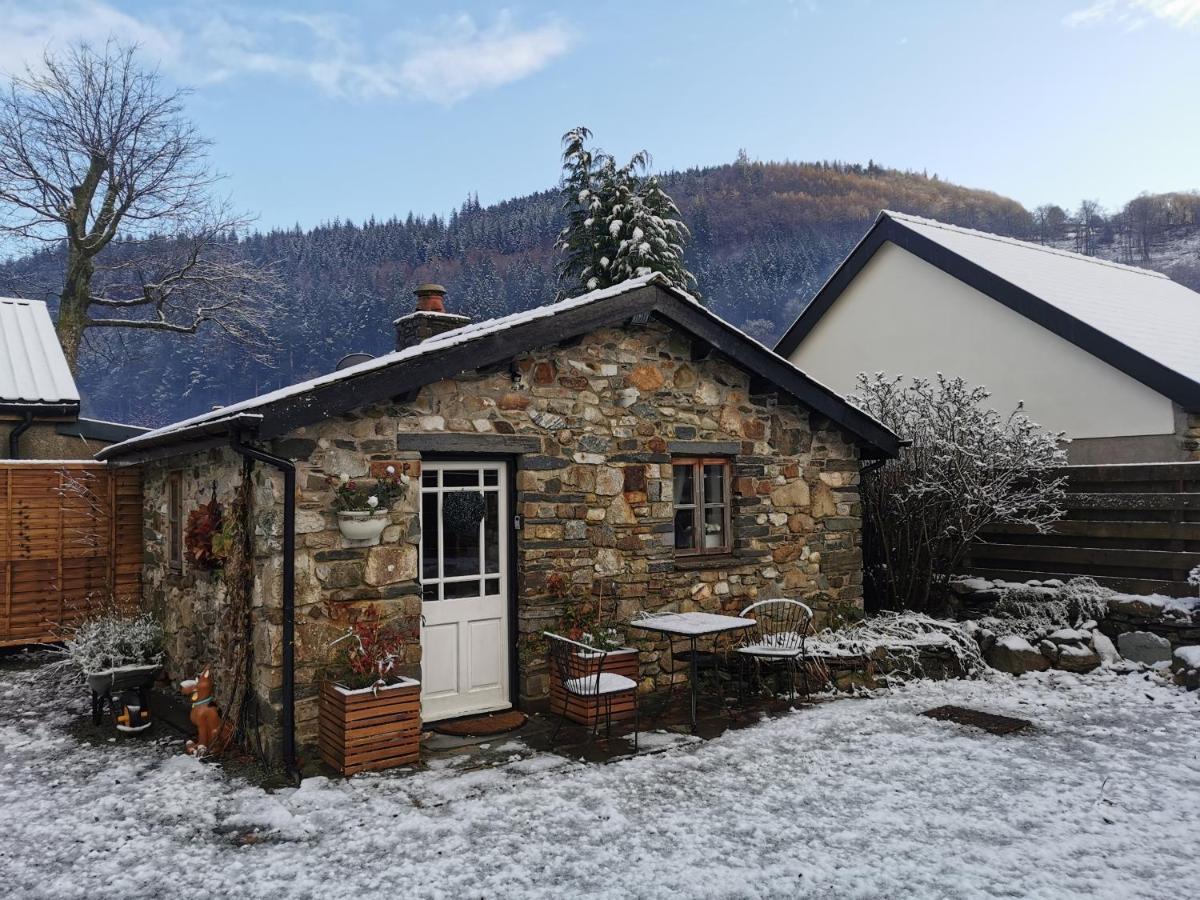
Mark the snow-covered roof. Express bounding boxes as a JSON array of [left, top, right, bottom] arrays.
[[98, 273, 900, 461], [775, 211, 1200, 409], [0, 297, 80, 409], [883, 211, 1200, 388]]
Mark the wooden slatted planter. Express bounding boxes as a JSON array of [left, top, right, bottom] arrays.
[[318, 678, 421, 776], [548, 647, 639, 726]]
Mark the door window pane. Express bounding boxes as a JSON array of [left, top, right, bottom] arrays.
[[443, 469, 479, 487], [484, 492, 500, 574], [422, 492, 439, 580], [445, 579, 481, 599], [485, 577, 500, 595], [483, 469, 499, 486], [422, 470, 438, 488], [443, 514, 481, 577]]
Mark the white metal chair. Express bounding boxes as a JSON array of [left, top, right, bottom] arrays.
[[544, 632, 639, 750], [734, 599, 814, 701]]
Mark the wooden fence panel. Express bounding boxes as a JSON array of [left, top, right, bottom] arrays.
[[964, 462, 1200, 596], [0, 462, 143, 647]]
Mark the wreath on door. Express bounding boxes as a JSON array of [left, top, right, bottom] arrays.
[[442, 491, 486, 532]]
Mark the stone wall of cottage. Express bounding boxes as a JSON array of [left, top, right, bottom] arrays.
[[144, 320, 869, 757], [142, 448, 285, 755]]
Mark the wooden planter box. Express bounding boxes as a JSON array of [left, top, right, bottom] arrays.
[[549, 647, 639, 726], [318, 678, 421, 776]]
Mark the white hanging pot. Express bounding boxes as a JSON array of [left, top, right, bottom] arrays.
[[337, 510, 390, 544]]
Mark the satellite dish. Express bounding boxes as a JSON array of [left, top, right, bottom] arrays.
[[335, 352, 375, 371]]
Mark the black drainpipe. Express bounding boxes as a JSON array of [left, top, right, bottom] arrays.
[[8, 411, 34, 459], [229, 432, 298, 781]]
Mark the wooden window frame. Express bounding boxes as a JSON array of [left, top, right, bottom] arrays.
[[167, 471, 183, 573], [672, 457, 733, 556]]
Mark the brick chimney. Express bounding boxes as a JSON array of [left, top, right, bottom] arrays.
[[393, 284, 470, 351]]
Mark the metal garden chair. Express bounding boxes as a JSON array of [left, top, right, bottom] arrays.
[[734, 599, 814, 702], [544, 632, 639, 751]]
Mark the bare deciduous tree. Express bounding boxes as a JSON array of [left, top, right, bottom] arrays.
[[0, 41, 279, 373]]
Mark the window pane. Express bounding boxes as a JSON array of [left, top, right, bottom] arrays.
[[421, 492, 439, 580], [703, 464, 726, 504], [483, 469, 499, 486], [674, 508, 696, 550], [484, 577, 500, 595], [673, 464, 695, 506], [443, 469, 479, 488], [422, 469, 438, 488], [445, 579, 481, 599], [484, 492, 500, 574], [443, 501, 481, 577], [703, 505, 727, 550], [423, 584, 439, 602]]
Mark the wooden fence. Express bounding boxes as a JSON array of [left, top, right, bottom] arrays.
[[965, 462, 1200, 597], [0, 462, 142, 647]]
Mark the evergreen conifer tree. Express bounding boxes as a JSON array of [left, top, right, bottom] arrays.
[[555, 127, 697, 298]]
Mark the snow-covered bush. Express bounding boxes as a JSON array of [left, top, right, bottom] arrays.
[[1188, 562, 1200, 594], [981, 577, 1111, 636], [555, 126, 696, 298], [808, 612, 986, 682], [850, 373, 1067, 612], [51, 611, 163, 676]]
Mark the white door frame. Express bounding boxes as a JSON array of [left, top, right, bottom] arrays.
[[418, 460, 512, 722]]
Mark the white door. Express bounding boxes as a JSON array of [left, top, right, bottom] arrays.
[[419, 461, 511, 721]]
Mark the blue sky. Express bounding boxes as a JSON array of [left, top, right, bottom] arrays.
[[3, 0, 1198, 231]]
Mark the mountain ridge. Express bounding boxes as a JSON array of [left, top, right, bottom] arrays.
[[0, 159, 1195, 427]]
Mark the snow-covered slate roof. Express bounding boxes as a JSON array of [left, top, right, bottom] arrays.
[[886, 211, 1200, 386], [775, 211, 1200, 409], [0, 297, 80, 408], [98, 273, 900, 461]]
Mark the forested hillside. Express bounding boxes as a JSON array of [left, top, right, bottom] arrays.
[[1, 159, 1194, 426]]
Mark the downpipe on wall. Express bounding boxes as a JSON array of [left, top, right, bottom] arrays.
[[229, 432, 298, 783], [7, 411, 34, 459]]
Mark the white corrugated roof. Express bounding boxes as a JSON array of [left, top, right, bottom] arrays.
[[883, 211, 1200, 386], [0, 297, 80, 406]]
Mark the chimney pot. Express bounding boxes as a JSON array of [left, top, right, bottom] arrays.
[[394, 283, 470, 351], [414, 283, 447, 313]]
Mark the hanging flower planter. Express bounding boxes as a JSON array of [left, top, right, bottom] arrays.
[[328, 470, 405, 545], [336, 510, 390, 544]]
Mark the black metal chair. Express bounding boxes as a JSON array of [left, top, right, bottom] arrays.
[[544, 632, 639, 751], [734, 599, 814, 702]]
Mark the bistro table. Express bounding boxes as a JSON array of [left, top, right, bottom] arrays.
[[629, 611, 757, 731]]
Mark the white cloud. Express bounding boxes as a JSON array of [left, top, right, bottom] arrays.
[[397, 14, 576, 104], [0, 2, 575, 103], [0, 0, 183, 77], [1063, 0, 1200, 30]]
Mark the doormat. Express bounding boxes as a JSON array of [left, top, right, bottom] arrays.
[[921, 705, 1031, 735], [430, 710, 528, 737]]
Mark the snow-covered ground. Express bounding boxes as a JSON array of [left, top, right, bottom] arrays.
[[1, 665, 1197, 899]]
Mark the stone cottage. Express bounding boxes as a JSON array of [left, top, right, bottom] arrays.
[[97, 274, 899, 767]]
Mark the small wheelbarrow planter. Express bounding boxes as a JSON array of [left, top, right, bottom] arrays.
[[86, 663, 160, 733], [548, 646, 639, 726], [318, 677, 422, 776]]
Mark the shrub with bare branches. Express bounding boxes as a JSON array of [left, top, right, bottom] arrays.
[[851, 373, 1067, 613]]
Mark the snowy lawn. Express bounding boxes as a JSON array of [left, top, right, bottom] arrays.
[[1, 665, 1197, 899]]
